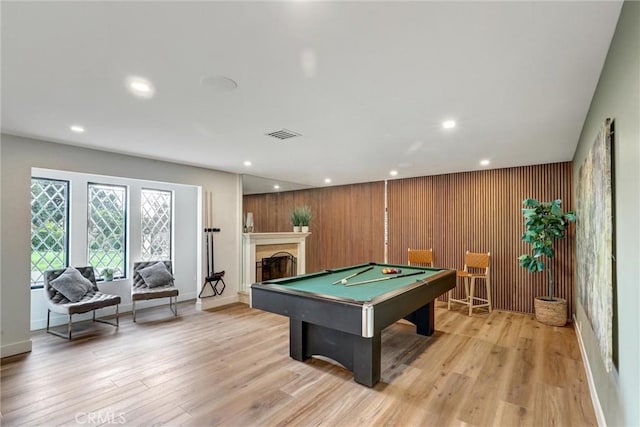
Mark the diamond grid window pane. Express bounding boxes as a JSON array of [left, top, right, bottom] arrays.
[[141, 189, 172, 261], [88, 183, 126, 279], [31, 178, 69, 287]]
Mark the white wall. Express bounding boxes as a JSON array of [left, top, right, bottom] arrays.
[[29, 168, 200, 329], [1, 134, 243, 357], [572, 2, 639, 425], [0, 138, 3, 354]]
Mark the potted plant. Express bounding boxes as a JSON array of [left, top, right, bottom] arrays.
[[518, 198, 576, 326], [290, 208, 302, 232], [298, 205, 312, 233], [291, 205, 312, 232], [101, 267, 115, 281]]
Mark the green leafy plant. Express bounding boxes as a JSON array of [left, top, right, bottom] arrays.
[[290, 209, 302, 227], [518, 198, 576, 301], [101, 267, 115, 280], [297, 205, 312, 227]]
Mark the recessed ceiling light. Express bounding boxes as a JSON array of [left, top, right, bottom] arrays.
[[243, 160, 252, 167], [480, 159, 490, 166], [70, 125, 85, 133], [324, 178, 331, 184], [389, 170, 398, 177], [442, 120, 456, 129], [273, 185, 280, 190], [131, 81, 150, 92], [126, 76, 155, 98]]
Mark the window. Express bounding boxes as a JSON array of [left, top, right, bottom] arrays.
[[31, 177, 69, 288], [88, 183, 127, 280], [140, 189, 172, 261]]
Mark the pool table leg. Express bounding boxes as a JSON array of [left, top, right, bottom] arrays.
[[289, 318, 309, 362], [289, 318, 382, 387], [353, 333, 381, 387], [404, 301, 435, 336]]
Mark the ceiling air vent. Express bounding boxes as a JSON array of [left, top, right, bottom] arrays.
[[265, 129, 301, 140]]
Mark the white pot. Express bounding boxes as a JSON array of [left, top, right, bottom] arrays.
[[293, 226, 302, 232], [301, 226, 309, 233]]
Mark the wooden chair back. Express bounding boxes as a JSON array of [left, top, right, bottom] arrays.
[[463, 251, 490, 275], [408, 248, 434, 267]]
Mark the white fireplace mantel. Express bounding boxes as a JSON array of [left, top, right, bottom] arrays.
[[241, 232, 311, 294]]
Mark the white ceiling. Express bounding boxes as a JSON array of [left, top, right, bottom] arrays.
[[1, 1, 622, 194]]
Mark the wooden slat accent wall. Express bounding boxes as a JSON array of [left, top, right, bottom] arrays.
[[243, 182, 385, 274], [387, 162, 574, 314], [243, 162, 573, 315]]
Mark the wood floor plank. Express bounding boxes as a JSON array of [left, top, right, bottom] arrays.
[[457, 343, 514, 426], [503, 336, 539, 408], [533, 382, 572, 426], [495, 311, 525, 348], [423, 372, 474, 425], [494, 399, 534, 427], [0, 301, 596, 426]]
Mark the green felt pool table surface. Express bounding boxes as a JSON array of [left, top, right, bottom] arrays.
[[262, 263, 444, 303]]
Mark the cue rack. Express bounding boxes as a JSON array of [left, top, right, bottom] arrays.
[[199, 191, 225, 298], [199, 227, 226, 298]]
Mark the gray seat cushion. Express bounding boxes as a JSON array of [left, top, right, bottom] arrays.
[[55, 289, 122, 315], [131, 285, 179, 301]]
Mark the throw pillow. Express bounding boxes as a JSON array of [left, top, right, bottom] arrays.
[[49, 267, 94, 302], [139, 262, 174, 288]]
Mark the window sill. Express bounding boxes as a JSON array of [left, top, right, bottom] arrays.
[[98, 277, 127, 284]]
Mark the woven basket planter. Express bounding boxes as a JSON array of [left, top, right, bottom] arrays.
[[534, 297, 567, 326]]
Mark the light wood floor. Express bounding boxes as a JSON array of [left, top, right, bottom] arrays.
[[1, 301, 596, 426]]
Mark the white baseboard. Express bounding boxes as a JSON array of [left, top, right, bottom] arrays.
[[238, 291, 250, 305], [573, 314, 607, 427], [1, 339, 32, 358], [196, 293, 239, 311]]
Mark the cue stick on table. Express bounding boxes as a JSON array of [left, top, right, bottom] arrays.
[[343, 270, 424, 287], [331, 266, 375, 285]]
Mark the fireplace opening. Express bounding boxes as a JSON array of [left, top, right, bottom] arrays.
[[257, 251, 297, 282]]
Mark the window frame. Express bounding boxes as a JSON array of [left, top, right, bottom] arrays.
[[140, 187, 173, 262], [30, 176, 70, 289], [87, 182, 128, 281]]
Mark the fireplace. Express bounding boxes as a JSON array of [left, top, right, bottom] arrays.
[[241, 232, 310, 294], [257, 252, 297, 282]]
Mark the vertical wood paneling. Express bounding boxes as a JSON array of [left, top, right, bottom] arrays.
[[244, 162, 573, 315], [387, 162, 574, 315], [243, 182, 385, 273]]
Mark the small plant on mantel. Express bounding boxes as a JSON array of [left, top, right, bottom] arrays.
[[518, 198, 576, 326], [291, 206, 312, 232], [297, 205, 312, 228], [291, 208, 302, 231]]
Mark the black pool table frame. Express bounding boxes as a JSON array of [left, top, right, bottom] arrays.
[[250, 263, 456, 387]]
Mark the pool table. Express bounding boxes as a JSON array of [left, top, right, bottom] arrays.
[[250, 262, 456, 386]]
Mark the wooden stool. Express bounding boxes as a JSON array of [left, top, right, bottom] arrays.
[[448, 251, 491, 316]]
